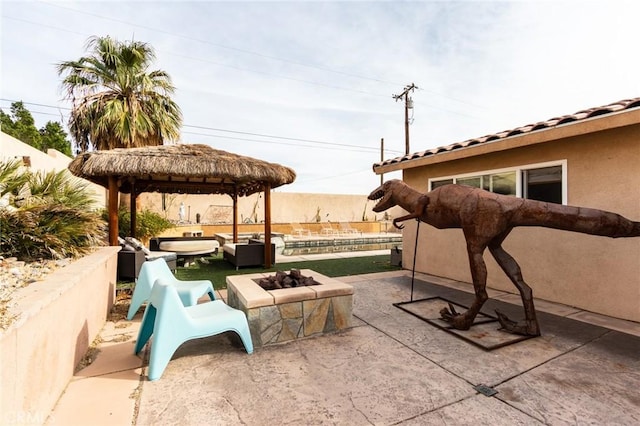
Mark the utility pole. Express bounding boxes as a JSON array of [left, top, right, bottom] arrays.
[[380, 137, 384, 186], [392, 83, 418, 155]]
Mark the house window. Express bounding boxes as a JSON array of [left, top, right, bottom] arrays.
[[522, 166, 562, 204], [455, 172, 517, 195], [429, 161, 565, 204], [431, 179, 453, 189]]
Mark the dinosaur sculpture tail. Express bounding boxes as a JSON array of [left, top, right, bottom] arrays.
[[514, 200, 640, 238]]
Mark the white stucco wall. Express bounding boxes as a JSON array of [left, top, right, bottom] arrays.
[[0, 132, 106, 207], [139, 184, 404, 225]]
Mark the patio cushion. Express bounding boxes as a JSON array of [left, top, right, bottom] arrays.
[[146, 251, 178, 262], [119, 236, 138, 252], [125, 237, 151, 256], [158, 240, 219, 255]]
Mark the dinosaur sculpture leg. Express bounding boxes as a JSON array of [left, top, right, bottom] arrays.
[[440, 241, 489, 330], [488, 232, 541, 336]]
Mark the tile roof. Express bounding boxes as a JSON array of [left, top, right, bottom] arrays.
[[374, 97, 640, 169]]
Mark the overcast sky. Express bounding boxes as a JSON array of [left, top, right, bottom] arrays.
[[2, 0, 639, 194]]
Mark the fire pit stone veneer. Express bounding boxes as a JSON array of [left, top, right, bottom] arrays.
[[226, 269, 353, 347]]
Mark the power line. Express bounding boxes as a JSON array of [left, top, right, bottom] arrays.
[[183, 124, 397, 153], [2, 15, 392, 100], [295, 167, 373, 183], [38, 2, 405, 87], [182, 131, 403, 155], [1, 98, 404, 154], [164, 51, 390, 99], [0, 99, 71, 111], [6, 5, 486, 112], [0, 100, 387, 187]]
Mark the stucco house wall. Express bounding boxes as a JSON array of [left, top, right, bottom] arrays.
[[375, 100, 640, 322]]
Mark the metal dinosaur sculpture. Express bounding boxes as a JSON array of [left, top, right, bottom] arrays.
[[368, 179, 640, 336]]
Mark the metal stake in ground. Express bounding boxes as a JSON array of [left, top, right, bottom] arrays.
[[410, 219, 420, 302]]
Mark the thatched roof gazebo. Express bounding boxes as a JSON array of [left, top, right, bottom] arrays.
[[68, 143, 296, 268]]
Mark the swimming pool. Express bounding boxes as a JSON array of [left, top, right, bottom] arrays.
[[280, 233, 402, 256], [281, 241, 401, 256]]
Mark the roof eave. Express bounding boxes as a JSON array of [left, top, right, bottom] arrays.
[[373, 107, 640, 174]]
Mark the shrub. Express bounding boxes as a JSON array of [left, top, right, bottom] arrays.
[[0, 159, 106, 261], [103, 207, 173, 240]]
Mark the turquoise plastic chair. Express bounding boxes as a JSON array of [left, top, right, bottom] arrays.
[[134, 278, 254, 381], [127, 258, 215, 320]]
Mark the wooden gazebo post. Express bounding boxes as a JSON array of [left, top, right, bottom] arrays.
[[263, 183, 272, 268], [232, 188, 239, 243], [129, 181, 137, 238], [108, 175, 119, 246]]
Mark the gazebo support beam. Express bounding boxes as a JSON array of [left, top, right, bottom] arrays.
[[232, 189, 239, 243], [263, 183, 272, 268], [130, 183, 137, 238], [108, 175, 119, 246]]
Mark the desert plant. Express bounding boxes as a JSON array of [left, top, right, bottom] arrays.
[[0, 159, 29, 203], [0, 204, 105, 260], [362, 200, 369, 221], [0, 160, 106, 260], [104, 207, 173, 240]]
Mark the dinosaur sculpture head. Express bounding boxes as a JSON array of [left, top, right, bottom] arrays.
[[368, 179, 401, 212]]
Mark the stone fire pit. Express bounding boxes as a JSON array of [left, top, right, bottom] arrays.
[[226, 269, 353, 348]]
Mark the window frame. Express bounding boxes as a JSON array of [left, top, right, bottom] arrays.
[[428, 160, 567, 204]]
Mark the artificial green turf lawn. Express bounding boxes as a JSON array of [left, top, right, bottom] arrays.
[[173, 252, 401, 290]]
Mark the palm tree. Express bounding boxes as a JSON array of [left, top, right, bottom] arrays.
[[58, 36, 182, 152]]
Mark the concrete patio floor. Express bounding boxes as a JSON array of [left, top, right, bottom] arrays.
[[47, 253, 640, 425]]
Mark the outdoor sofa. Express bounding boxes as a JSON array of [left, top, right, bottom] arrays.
[[117, 237, 177, 281], [223, 239, 276, 269]]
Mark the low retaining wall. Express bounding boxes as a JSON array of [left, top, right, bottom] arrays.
[[0, 246, 119, 424]]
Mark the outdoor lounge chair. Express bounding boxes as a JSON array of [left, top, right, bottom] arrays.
[[134, 278, 253, 381], [126, 258, 215, 320], [339, 222, 360, 235], [291, 222, 312, 237], [320, 223, 340, 236]]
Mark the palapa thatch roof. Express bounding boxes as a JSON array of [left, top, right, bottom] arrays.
[[68, 143, 296, 196]]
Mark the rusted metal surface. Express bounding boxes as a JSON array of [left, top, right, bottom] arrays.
[[370, 179, 640, 336], [394, 297, 533, 350]]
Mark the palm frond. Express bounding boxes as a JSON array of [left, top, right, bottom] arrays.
[[58, 35, 182, 150], [0, 159, 27, 198]]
